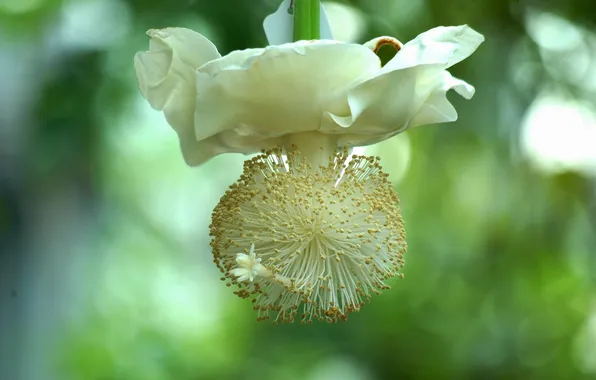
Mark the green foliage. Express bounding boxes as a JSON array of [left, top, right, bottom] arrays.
[[6, 0, 595, 379]]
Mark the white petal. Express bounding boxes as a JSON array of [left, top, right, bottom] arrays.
[[135, 28, 220, 111], [325, 26, 483, 146], [325, 63, 446, 132], [181, 132, 283, 166], [383, 25, 484, 71], [231, 268, 249, 282], [407, 71, 475, 127], [327, 66, 477, 147], [192, 41, 380, 160], [237, 274, 250, 282], [134, 28, 221, 165], [236, 253, 251, 266]]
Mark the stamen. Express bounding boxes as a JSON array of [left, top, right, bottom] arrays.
[[210, 147, 406, 324]]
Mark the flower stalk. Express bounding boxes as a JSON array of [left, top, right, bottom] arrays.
[[293, 0, 320, 41]]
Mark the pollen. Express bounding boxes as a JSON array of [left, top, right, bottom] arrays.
[[209, 148, 407, 324]]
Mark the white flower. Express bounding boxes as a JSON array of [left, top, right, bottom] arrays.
[[229, 244, 270, 282], [135, 24, 483, 323], [134, 25, 484, 166]]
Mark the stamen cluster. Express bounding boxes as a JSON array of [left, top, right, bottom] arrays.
[[209, 148, 406, 323]]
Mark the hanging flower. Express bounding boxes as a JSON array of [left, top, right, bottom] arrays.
[[134, 25, 483, 323]]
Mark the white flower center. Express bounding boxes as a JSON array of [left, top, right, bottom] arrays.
[[210, 137, 406, 324], [230, 244, 270, 282]]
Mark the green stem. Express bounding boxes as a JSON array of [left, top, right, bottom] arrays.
[[309, 0, 320, 40], [293, 0, 320, 41]]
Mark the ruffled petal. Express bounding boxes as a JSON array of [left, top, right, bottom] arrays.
[[180, 130, 283, 166], [383, 25, 484, 71], [407, 71, 475, 127], [324, 63, 446, 133], [134, 25, 483, 164], [134, 28, 221, 164], [134, 28, 220, 111], [193, 41, 381, 157], [324, 25, 483, 146]]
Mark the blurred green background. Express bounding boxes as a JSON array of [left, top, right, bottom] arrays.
[[1, 0, 595, 379]]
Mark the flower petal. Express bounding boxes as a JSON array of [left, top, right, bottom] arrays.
[[193, 41, 381, 157], [325, 26, 483, 147], [231, 268, 250, 282], [236, 253, 251, 266], [182, 133, 284, 166], [325, 65, 477, 147], [383, 25, 484, 71], [407, 71, 475, 127], [135, 28, 220, 111], [134, 28, 221, 164], [324, 63, 446, 133]]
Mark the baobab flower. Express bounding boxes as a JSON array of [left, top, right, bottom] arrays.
[[134, 24, 484, 323]]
